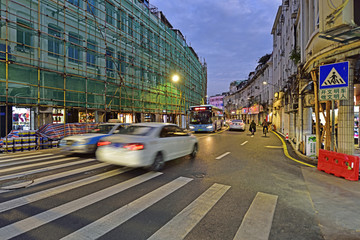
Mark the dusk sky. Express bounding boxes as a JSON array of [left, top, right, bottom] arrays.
[[151, 0, 282, 97]]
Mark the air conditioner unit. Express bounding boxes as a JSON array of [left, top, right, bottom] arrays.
[[304, 94, 315, 107], [320, 0, 360, 37]]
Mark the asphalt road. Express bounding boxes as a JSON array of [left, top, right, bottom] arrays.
[[0, 128, 345, 240]]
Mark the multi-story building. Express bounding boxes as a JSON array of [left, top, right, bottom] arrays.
[[0, 0, 207, 137], [208, 94, 224, 110], [223, 0, 360, 157], [297, 0, 360, 155]]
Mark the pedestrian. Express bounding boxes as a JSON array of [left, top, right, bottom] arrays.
[[262, 119, 269, 134], [249, 120, 256, 135]]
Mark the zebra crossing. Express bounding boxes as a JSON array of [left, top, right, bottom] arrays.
[[0, 151, 279, 240]]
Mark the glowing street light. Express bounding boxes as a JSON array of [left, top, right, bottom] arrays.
[[172, 74, 180, 82]]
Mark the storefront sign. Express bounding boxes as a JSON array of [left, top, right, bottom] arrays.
[[249, 105, 259, 114], [242, 108, 248, 114]]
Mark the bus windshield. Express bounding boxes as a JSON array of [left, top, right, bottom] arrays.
[[190, 111, 212, 124]]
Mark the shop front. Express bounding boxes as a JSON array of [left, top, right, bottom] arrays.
[[12, 106, 31, 130], [52, 108, 65, 124]]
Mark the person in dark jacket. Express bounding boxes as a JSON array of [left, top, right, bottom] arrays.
[[249, 120, 256, 135]]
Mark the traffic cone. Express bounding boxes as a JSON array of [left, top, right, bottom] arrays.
[[286, 133, 289, 141]]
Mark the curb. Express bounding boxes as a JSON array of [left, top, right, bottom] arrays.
[[275, 131, 318, 164], [272, 131, 316, 168]]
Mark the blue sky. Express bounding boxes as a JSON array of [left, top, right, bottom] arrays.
[[151, 0, 282, 97]]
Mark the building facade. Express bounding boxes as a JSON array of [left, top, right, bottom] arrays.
[[208, 94, 224, 110], [0, 0, 207, 137], [223, 0, 360, 157]]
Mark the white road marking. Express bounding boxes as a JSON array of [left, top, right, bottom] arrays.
[[148, 183, 230, 240], [0, 152, 53, 160], [251, 135, 254, 137], [0, 158, 95, 181], [0, 153, 53, 162], [0, 172, 163, 239], [0, 156, 80, 173], [61, 177, 193, 240], [233, 192, 278, 240], [241, 141, 248, 146], [2, 162, 109, 189], [0, 154, 66, 167], [0, 168, 131, 213], [265, 146, 283, 149], [216, 152, 231, 160]]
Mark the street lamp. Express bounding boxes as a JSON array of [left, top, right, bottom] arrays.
[[171, 74, 185, 127], [172, 74, 180, 83]]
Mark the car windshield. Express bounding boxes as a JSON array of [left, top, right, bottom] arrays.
[[190, 111, 212, 124], [90, 124, 115, 134], [116, 125, 155, 136]]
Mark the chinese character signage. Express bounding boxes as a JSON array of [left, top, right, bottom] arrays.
[[319, 87, 348, 101]]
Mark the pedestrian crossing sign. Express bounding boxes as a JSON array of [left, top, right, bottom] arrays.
[[319, 62, 349, 100], [319, 62, 349, 89]]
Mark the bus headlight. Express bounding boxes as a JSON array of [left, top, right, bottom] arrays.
[[189, 126, 194, 129], [206, 126, 213, 129]]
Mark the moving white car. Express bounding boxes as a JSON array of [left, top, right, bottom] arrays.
[[96, 123, 198, 171], [228, 119, 246, 131], [59, 123, 130, 154]]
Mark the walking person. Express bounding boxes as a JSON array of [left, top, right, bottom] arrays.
[[262, 119, 269, 136], [249, 120, 256, 135]]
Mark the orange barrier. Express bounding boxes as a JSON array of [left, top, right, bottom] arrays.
[[318, 149, 359, 181]]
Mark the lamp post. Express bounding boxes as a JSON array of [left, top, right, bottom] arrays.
[[171, 74, 185, 127]]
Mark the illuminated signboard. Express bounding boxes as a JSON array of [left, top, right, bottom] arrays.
[[190, 106, 212, 111]]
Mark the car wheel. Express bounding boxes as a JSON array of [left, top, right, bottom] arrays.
[[190, 143, 198, 159], [150, 153, 164, 171]]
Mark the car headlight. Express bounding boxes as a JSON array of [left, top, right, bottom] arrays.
[[206, 126, 213, 129]]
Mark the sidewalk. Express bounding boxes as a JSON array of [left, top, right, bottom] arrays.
[[273, 131, 360, 239]]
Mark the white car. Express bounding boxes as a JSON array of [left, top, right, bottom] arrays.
[[59, 123, 130, 154], [96, 123, 198, 171], [228, 119, 246, 131]]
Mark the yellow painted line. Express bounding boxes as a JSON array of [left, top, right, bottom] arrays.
[[196, 126, 229, 139], [272, 131, 316, 168], [210, 125, 229, 135]]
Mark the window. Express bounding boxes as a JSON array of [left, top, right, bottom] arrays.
[[128, 16, 133, 36], [87, 40, 96, 67], [106, 47, 114, 71], [68, 33, 81, 63], [86, 0, 96, 15], [68, 0, 80, 7], [48, 24, 62, 58], [16, 19, 32, 50], [118, 52, 126, 76], [118, 9, 126, 32], [106, 2, 116, 25]]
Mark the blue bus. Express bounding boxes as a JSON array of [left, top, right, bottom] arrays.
[[189, 105, 224, 132]]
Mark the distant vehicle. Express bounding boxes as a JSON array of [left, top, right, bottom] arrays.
[[59, 123, 130, 154], [96, 123, 198, 171], [189, 105, 224, 132], [228, 119, 246, 131]]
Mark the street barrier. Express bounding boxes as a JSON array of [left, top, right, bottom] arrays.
[[317, 149, 359, 181]]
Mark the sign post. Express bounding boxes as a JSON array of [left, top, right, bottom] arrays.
[[319, 61, 349, 151]]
